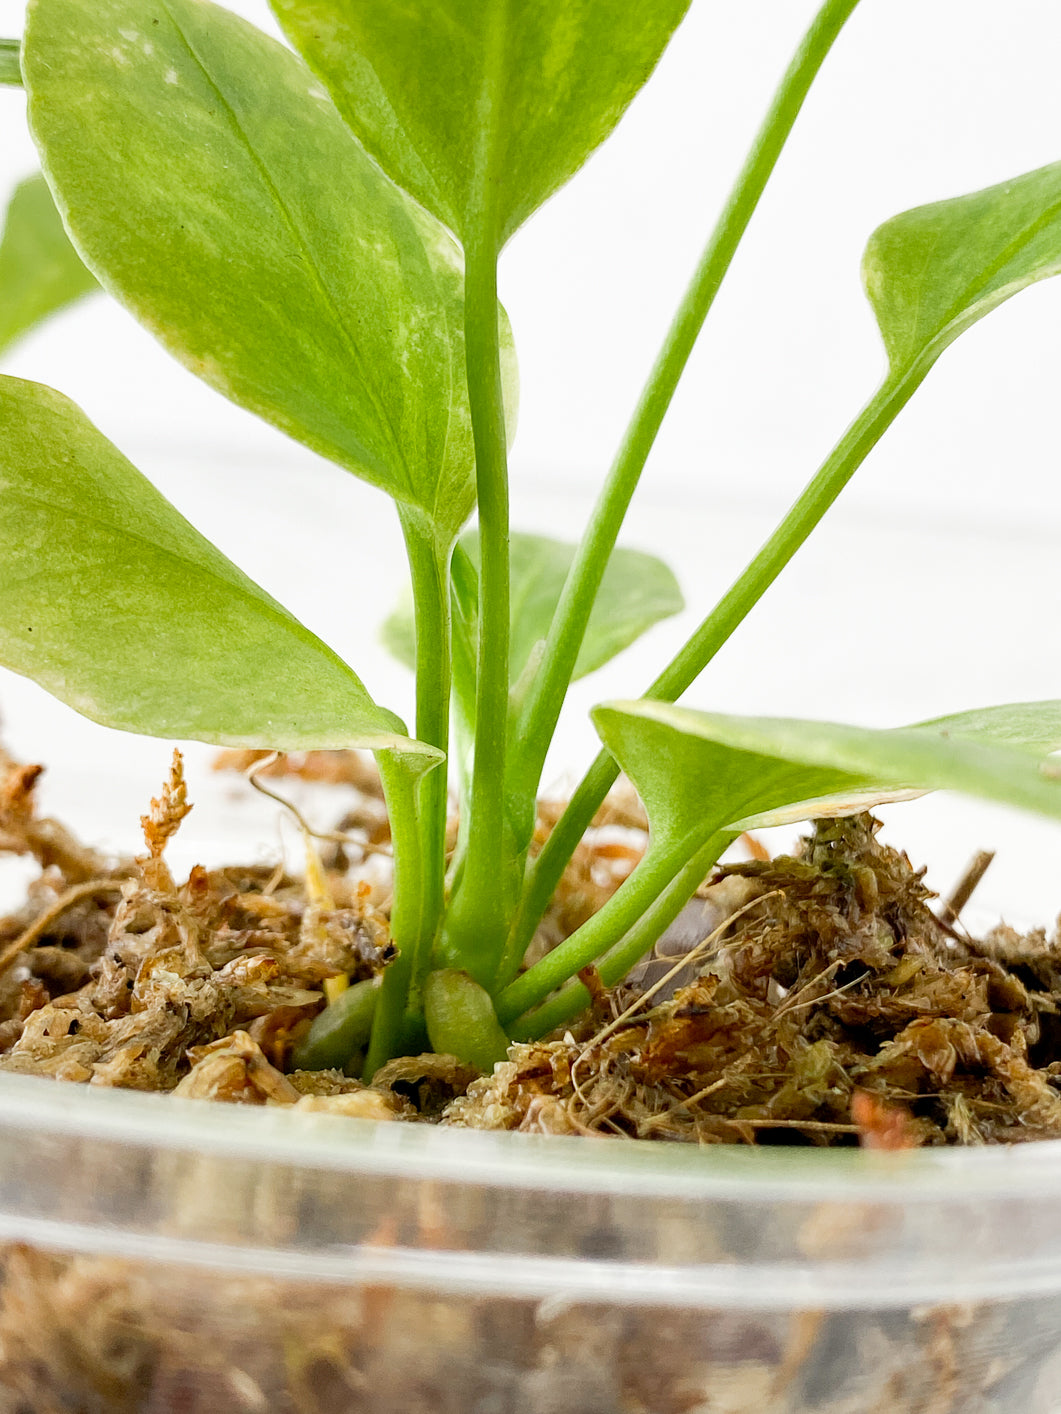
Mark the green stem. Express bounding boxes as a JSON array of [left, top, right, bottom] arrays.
[[496, 826, 730, 1028], [438, 224, 514, 981], [506, 832, 734, 1039], [0, 40, 20, 87], [365, 750, 435, 1076], [507, 368, 926, 971], [396, 508, 451, 991], [505, 0, 863, 837], [363, 948, 418, 1080], [364, 514, 452, 1076]]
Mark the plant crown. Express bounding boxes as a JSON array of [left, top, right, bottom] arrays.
[[3, 0, 1061, 1073]]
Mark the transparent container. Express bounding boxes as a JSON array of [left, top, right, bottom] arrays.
[[0, 1071, 1058, 1412]]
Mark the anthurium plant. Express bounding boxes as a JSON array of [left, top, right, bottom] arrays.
[[4, 0, 1061, 1076]]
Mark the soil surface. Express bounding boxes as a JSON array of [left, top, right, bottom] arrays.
[[1, 744, 1060, 1145]]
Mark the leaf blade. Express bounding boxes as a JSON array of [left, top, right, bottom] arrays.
[[0, 376, 434, 755], [269, 0, 691, 246], [382, 528, 683, 693], [0, 173, 97, 355], [463, 530, 684, 686], [592, 699, 1061, 851], [0, 38, 19, 86], [23, 0, 509, 539], [863, 161, 1061, 378]]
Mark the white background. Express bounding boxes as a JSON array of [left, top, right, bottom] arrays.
[[1, 0, 1060, 922]]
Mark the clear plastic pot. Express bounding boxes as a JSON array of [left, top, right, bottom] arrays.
[[0, 1071, 1060, 1412]]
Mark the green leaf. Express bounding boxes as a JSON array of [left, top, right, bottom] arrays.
[[0, 173, 97, 355], [474, 531, 685, 686], [0, 376, 437, 756], [915, 700, 1061, 755], [269, 0, 691, 248], [592, 700, 1061, 850], [382, 530, 683, 740], [23, 0, 515, 541], [0, 38, 22, 86], [864, 161, 1061, 379], [379, 587, 417, 679]]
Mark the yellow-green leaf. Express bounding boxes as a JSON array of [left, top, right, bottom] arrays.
[[0, 376, 436, 756], [24, 0, 514, 540], [0, 39, 19, 86], [592, 700, 1061, 852], [864, 161, 1061, 380], [0, 173, 97, 355], [269, 0, 690, 248], [382, 528, 683, 708]]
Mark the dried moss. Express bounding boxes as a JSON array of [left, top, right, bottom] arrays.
[[1, 748, 1061, 1147], [451, 815, 1061, 1146], [0, 750, 393, 1096]]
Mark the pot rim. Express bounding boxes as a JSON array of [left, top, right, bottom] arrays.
[[5, 1073, 1061, 1308], [1, 1070, 1059, 1201]]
